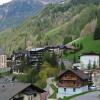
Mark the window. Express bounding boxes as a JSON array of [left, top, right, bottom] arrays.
[[71, 74, 73, 77], [73, 88, 76, 92], [64, 88, 66, 92], [34, 93, 37, 97], [28, 96, 33, 100]]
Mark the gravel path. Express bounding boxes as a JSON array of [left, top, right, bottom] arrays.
[[72, 91, 100, 100]]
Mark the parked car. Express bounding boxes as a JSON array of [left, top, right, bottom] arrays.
[[90, 85, 96, 90]]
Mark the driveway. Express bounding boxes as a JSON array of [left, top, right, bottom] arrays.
[[45, 77, 54, 97], [72, 91, 100, 100]]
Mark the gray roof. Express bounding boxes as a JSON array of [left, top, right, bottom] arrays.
[[57, 68, 89, 80], [0, 82, 45, 100], [31, 48, 45, 52], [0, 48, 5, 55], [0, 82, 30, 100]]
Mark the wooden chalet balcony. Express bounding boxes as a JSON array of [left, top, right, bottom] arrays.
[[61, 76, 77, 81], [58, 82, 81, 87]]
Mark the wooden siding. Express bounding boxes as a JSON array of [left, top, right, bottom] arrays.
[[58, 71, 85, 87]]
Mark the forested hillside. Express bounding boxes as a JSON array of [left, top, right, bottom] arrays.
[[0, 0, 44, 30], [65, 11, 100, 62], [0, 0, 100, 54]]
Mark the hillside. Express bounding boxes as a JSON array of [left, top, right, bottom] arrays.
[[0, 0, 100, 54], [65, 33, 100, 62], [65, 8, 100, 62], [0, 0, 44, 31]]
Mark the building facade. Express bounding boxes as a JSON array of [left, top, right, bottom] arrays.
[[0, 48, 7, 68], [0, 82, 46, 100], [80, 52, 100, 69]]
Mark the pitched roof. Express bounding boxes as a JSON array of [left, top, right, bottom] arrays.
[[0, 82, 45, 100], [31, 48, 45, 52], [81, 52, 100, 56], [65, 44, 76, 50], [57, 68, 89, 80]]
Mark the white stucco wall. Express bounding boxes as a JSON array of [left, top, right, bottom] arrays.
[[0, 55, 7, 68], [80, 55, 99, 69], [57, 86, 88, 99], [24, 94, 41, 100], [11, 94, 41, 100]]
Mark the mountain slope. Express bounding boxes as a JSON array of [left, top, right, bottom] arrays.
[[65, 33, 100, 62], [0, 0, 100, 54], [0, 0, 44, 31]]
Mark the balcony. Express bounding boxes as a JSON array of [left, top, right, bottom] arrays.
[[58, 82, 81, 88]]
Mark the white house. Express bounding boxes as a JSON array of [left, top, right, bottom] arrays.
[[80, 52, 100, 69]]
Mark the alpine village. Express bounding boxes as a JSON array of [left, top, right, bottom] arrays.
[[0, 0, 100, 100]]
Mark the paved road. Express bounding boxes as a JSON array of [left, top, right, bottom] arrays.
[[72, 91, 100, 100], [45, 77, 54, 97]]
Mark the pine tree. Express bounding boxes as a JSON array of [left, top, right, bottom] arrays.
[[87, 60, 91, 70], [93, 60, 96, 69], [80, 43, 83, 50], [73, 54, 76, 63], [61, 62, 65, 70], [94, 9, 100, 40], [50, 52, 58, 66]]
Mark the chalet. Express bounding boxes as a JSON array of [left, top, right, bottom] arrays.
[[0, 81, 46, 100], [0, 48, 7, 68], [56, 67, 89, 98], [80, 52, 100, 69]]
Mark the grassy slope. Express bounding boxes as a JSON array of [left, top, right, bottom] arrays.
[[65, 33, 100, 61]]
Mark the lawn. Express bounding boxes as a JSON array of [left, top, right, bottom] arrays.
[[65, 33, 100, 61]]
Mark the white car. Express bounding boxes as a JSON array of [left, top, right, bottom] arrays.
[[90, 85, 96, 90]]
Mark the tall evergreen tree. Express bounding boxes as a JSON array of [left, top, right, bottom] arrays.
[[87, 60, 92, 70], [61, 62, 65, 70], [80, 43, 83, 50], [94, 9, 100, 40], [50, 52, 58, 66], [93, 60, 96, 69], [73, 54, 76, 63]]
